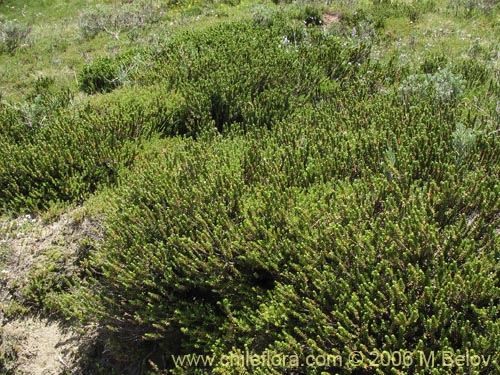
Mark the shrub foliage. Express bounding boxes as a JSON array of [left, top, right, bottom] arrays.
[[52, 20, 500, 374], [1, 5, 500, 375]]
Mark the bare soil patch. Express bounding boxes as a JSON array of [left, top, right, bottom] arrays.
[[323, 10, 343, 26], [0, 208, 102, 374]]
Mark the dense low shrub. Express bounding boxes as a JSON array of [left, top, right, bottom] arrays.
[[453, 58, 492, 89], [154, 21, 371, 135], [0, 110, 146, 212], [79, 54, 130, 94], [78, 19, 376, 134], [20, 76, 72, 128], [3, 3, 500, 375], [53, 83, 500, 374], [79, 56, 121, 94], [0, 83, 185, 212], [79, 49, 159, 94], [420, 54, 448, 74]]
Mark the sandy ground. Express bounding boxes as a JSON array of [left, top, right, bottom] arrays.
[[0, 208, 100, 375], [323, 10, 342, 26], [2, 318, 77, 375]]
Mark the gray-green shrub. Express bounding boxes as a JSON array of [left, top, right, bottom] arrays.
[[0, 17, 30, 54]]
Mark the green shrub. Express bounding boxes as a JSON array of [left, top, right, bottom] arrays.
[[52, 85, 500, 374], [0, 92, 168, 212], [79, 56, 122, 94], [87, 84, 186, 136], [156, 21, 370, 135], [21, 76, 72, 128], [453, 58, 492, 89], [0, 101, 29, 143], [0, 77, 188, 212], [420, 54, 449, 74], [0, 77, 72, 138], [3, 4, 500, 375], [79, 49, 157, 94], [23, 248, 74, 309]]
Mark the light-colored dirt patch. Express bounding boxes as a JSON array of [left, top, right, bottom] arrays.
[[2, 318, 77, 375], [0, 207, 103, 375], [323, 10, 342, 26], [1, 208, 101, 314]]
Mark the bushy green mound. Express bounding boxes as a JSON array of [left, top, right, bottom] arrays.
[[1, 1, 500, 375], [58, 113, 500, 374], [0, 81, 180, 212], [0, 18, 371, 212], [48, 18, 500, 374]]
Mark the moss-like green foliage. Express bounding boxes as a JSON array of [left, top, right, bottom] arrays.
[[0, 107, 142, 211], [0, 89, 160, 212], [2, 2, 500, 374], [0, 76, 186, 212]]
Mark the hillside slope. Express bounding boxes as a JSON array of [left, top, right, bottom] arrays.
[[1, 0, 500, 374]]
